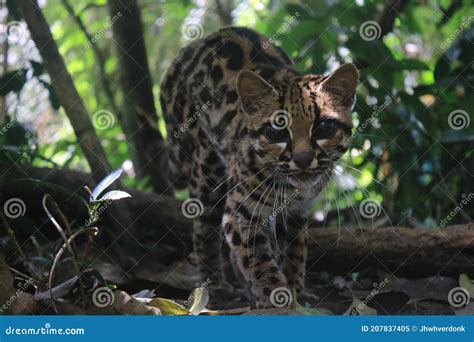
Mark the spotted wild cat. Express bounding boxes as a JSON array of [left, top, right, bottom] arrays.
[[160, 27, 358, 307]]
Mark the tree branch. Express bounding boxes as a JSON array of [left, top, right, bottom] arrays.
[[215, 0, 233, 26], [17, 0, 111, 181]]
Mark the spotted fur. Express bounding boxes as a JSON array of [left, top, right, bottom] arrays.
[[160, 27, 358, 307]]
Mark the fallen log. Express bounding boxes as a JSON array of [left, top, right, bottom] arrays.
[[1, 166, 473, 278], [308, 224, 474, 278]]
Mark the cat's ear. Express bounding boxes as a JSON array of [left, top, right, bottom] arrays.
[[236, 70, 277, 114], [318, 63, 359, 109]]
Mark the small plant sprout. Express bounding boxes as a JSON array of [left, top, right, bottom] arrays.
[[85, 169, 131, 225]]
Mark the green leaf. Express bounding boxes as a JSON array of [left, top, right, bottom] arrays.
[[100, 190, 131, 201], [401, 59, 430, 70], [188, 287, 209, 315], [0, 69, 27, 95], [147, 298, 190, 315]]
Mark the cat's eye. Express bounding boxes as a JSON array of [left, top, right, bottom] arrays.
[[264, 124, 289, 143], [312, 119, 338, 140]]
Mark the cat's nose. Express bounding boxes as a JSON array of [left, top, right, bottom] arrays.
[[292, 151, 314, 169]]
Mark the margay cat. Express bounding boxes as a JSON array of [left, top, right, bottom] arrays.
[[160, 27, 358, 307]]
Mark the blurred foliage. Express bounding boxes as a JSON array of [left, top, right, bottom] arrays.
[[0, 0, 473, 227]]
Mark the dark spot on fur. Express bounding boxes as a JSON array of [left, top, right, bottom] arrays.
[[242, 256, 250, 268], [217, 41, 244, 70], [231, 232, 241, 246], [226, 90, 238, 103]]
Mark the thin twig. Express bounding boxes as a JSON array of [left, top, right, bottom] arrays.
[[43, 194, 86, 311], [47, 227, 98, 313], [46, 193, 77, 254]]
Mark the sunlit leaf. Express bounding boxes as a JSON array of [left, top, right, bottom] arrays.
[[100, 190, 132, 201], [91, 169, 123, 201], [188, 287, 209, 315], [147, 298, 190, 315]]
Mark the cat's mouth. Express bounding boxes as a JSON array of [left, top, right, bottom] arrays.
[[286, 170, 320, 181]]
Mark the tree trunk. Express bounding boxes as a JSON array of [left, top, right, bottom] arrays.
[[107, 0, 170, 194], [3, 165, 474, 278], [17, 0, 111, 182]]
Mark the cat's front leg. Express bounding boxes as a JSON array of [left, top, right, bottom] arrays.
[[281, 215, 319, 304], [282, 215, 308, 291], [223, 205, 291, 308]]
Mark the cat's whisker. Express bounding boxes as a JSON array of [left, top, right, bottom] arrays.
[[336, 160, 391, 191], [211, 166, 267, 212]]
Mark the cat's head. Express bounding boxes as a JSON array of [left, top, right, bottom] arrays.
[[236, 63, 358, 186]]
